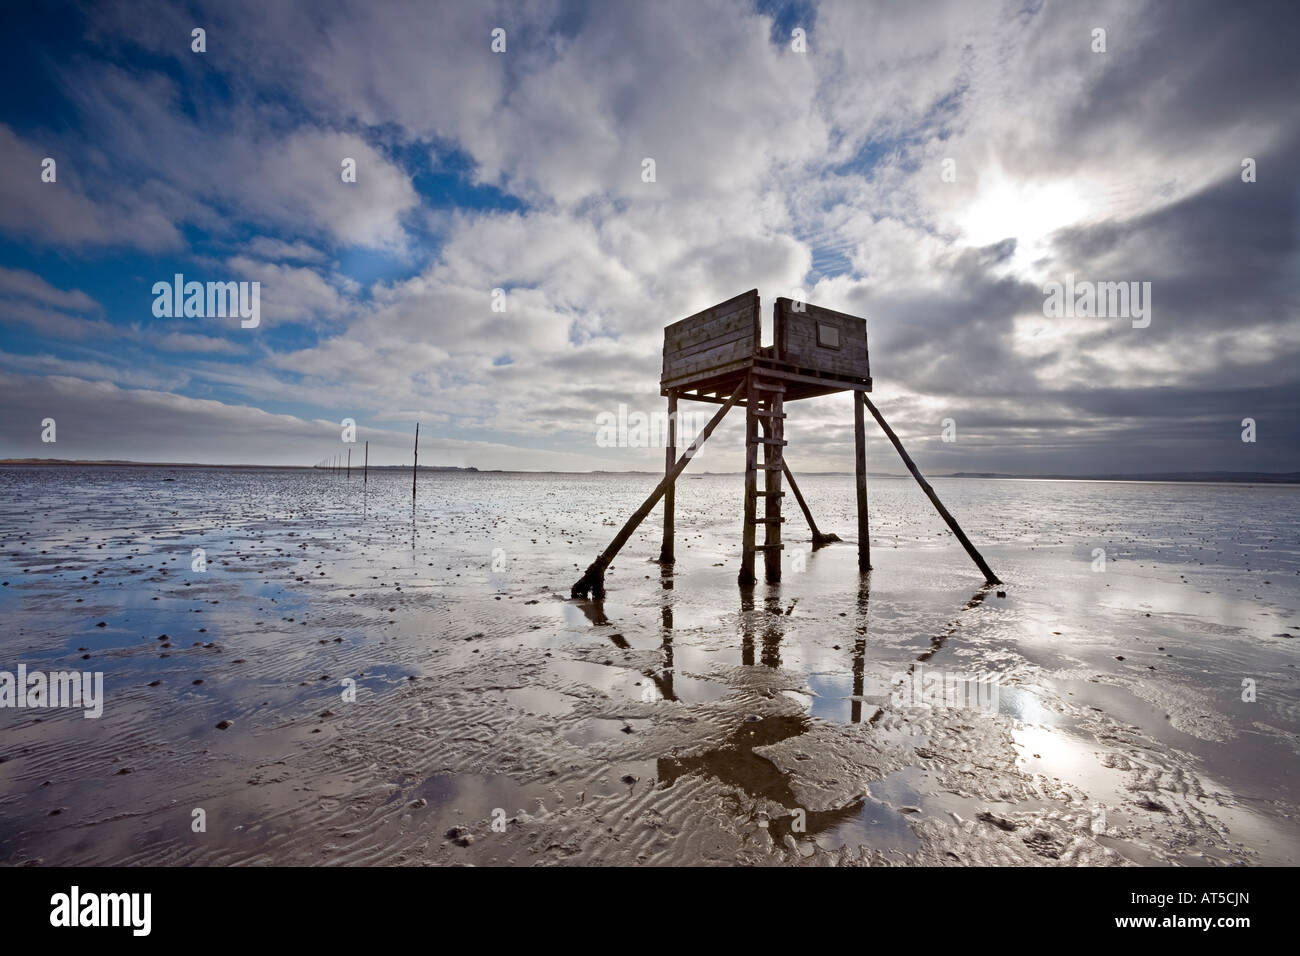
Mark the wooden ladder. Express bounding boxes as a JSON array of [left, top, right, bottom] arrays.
[[740, 375, 786, 584]]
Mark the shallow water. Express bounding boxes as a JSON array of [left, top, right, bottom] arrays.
[[0, 466, 1296, 865]]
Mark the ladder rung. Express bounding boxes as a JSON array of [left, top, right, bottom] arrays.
[[754, 438, 787, 446], [750, 544, 784, 551], [754, 490, 785, 497], [757, 462, 783, 470], [749, 517, 785, 524]]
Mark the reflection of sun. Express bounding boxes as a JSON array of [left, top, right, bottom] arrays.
[[1013, 725, 1075, 770], [1012, 724, 1132, 809], [954, 165, 1093, 272]]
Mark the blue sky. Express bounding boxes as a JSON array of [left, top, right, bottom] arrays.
[[1, 0, 1297, 473], [1, 2, 518, 407]]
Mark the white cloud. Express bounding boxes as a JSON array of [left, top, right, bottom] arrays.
[[0, 266, 99, 312], [0, 125, 183, 251], [4, 0, 1297, 473], [154, 332, 246, 355]]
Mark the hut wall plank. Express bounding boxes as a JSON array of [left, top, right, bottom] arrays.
[[775, 298, 870, 379], [662, 290, 760, 384]]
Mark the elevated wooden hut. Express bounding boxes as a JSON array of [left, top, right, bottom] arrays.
[[571, 291, 999, 599]]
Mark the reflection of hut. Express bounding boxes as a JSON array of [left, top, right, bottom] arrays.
[[571, 290, 999, 599]]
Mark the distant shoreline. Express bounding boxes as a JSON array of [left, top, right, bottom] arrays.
[[941, 470, 1300, 484], [0, 458, 476, 472], [1, 459, 1298, 484]]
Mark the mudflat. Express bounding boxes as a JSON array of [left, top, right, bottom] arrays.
[[1, 466, 1296, 866]]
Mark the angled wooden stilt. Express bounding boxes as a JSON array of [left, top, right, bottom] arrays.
[[861, 395, 1001, 585], [572, 383, 742, 599], [657, 390, 677, 564], [781, 460, 840, 547], [854, 392, 871, 572]]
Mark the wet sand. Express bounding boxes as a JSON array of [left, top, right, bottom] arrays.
[[0, 466, 1296, 866]]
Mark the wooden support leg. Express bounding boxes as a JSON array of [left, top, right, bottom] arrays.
[[739, 373, 758, 587], [854, 392, 871, 572], [861, 394, 1001, 585], [782, 460, 840, 547], [658, 390, 677, 564], [761, 387, 785, 583], [741, 376, 787, 585], [572, 383, 741, 599]]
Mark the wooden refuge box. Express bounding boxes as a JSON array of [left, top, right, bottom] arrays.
[[570, 290, 999, 600], [660, 290, 871, 402]]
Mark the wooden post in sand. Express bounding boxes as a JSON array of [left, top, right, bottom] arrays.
[[363, 441, 369, 487], [412, 423, 419, 504], [739, 374, 758, 586], [658, 390, 677, 564], [572, 386, 741, 599], [854, 392, 871, 572], [347, 447, 351, 478], [861, 395, 1000, 585]]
